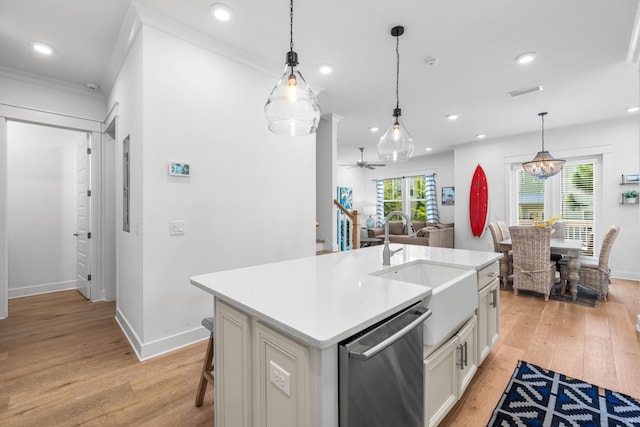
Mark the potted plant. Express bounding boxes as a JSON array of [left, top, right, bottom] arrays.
[[623, 190, 638, 204]]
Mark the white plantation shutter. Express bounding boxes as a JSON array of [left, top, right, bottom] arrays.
[[560, 162, 595, 255]]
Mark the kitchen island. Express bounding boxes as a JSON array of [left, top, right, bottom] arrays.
[[191, 244, 502, 427]]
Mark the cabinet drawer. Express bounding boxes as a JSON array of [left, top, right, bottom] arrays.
[[477, 262, 499, 290]]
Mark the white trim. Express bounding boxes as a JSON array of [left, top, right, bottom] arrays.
[[115, 307, 209, 361], [504, 145, 613, 165], [115, 307, 143, 359], [0, 65, 105, 99], [0, 118, 6, 319], [0, 103, 102, 132], [8, 281, 78, 299]]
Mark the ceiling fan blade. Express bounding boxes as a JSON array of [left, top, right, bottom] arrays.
[[368, 163, 386, 167], [365, 165, 375, 170]]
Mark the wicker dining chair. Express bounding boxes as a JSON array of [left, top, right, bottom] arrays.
[[559, 224, 620, 301], [497, 221, 510, 240], [488, 223, 503, 253], [509, 226, 556, 301]]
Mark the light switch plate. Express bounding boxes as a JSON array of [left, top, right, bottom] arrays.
[[170, 220, 185, 235], [269, 360, 291, 396]]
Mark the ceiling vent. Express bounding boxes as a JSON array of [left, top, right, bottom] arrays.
[[507, 85, 543, 98]]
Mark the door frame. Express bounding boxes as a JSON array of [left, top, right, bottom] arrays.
[[0, 104, 105, 317]]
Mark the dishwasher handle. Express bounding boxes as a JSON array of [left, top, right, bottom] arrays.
[[349, 307, 432, 360]]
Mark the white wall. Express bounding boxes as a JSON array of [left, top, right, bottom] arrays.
[[107, 29, 145, 349], [108, 25, 316, 359], [7, 122, 81, 297], [455, 116, 639, 280]]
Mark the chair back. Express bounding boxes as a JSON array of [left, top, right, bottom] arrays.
[[488, 223, 503, 252], [509, 226, 551, 271], [551, 221, 565, 239], [598, 225, 620, 269], [497, 221, 510, 240]]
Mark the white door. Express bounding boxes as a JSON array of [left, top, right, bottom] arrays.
[[76, 134, 91, 299]]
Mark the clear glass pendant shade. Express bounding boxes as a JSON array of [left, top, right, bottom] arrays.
[[264, 63, 320, 136], [378, 113, 414, 162]]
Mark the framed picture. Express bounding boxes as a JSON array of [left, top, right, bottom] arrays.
[[442, 186, 455, 205], [622, 174, 640, 183], [168, 162, 190, 177]]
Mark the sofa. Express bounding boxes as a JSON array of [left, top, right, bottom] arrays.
[[368, 221, 454, 248]]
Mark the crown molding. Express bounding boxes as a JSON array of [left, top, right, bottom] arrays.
[[100, 1, 324, 96], [0, 65, 105, 99]]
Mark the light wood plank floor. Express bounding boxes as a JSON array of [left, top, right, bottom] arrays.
[[0, 291, 214, 426], [1, 279, 638, 426], [441, 277, 640, 426]]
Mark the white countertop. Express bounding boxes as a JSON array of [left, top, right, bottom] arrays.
[[190, 244, 502, 349]]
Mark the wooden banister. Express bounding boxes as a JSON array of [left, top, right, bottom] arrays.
[[333, 199, 360, 249]]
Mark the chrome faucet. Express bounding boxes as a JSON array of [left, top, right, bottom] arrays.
[[382, 210, 416, 266]]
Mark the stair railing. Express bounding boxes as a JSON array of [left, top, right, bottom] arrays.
[[333, 199, 360, 250]]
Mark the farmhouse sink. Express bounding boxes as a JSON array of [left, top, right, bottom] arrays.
[[371, 260, 477, 345]]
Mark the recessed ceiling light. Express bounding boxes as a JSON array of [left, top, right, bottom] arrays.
[[476, 134, 486, 140], [446, 114, 459, 121], [318, 64, 333, 75], [425, 147, 432, 151], [30, 41, 54, 55], [626, 106, 639, 113], [515, 52, 537, 64], [424, 57, 439, 67], [210, 3, 232, 21], [369, 126, 379, 132]]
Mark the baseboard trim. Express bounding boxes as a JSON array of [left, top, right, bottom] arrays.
[[115, 308, 209, 361], [8, 280, 77, 299], [115, 308, 143, 360]]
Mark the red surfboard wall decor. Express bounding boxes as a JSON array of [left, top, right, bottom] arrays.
[[469, 164, 488, 237]]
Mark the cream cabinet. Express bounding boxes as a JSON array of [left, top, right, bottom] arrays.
[[215, 300, 252, 427], [424, 315, 477, 427], [476, 262, 500, 365], [215, 300, 316, 427]]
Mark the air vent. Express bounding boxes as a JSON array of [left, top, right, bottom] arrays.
[[507, 85, 543, 98]]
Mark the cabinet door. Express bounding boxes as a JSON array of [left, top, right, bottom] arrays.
[[253, 321, 315, 427], [216, 300, 252, 427], [456, 315, 477, 396], [487, 280, 500, 350], [424, 335, 458, 427], [477, 279, 500, 365]]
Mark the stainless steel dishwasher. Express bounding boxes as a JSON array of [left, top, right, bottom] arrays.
[[339, 301, 432, 427]]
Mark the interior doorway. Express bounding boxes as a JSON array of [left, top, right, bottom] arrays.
[[2, 117, 117, 313], [7, 122, 86, 299]]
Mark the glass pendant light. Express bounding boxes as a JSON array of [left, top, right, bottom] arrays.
[[264, 0, 320, 136], [378, 26, 414, 163], [522, 112, 566, 179]]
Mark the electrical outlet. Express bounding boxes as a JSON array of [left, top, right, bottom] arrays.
[[269, 361, 290, 396], [170, 220, 185, 235]]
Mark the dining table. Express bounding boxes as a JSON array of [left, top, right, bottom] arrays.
[[498, 238, 583, 301]]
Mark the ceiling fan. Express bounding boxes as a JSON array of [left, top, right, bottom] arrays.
[[341, 147, 386, 170]]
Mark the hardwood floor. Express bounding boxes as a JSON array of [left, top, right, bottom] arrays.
[[0, 291, 214, 426], [441, 277, 640, 426], [1, 279, 638, 426]]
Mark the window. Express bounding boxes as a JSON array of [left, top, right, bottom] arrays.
[[409, 176, 426, 221], [512, 159, 597, 256], [377, 175, 437, 223], [382, 178, 403, 218]]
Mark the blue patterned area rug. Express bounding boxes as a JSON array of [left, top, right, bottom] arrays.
[[488, 361, 640, 426]]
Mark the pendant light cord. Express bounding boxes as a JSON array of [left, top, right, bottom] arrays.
[[289, 0, 294, 53], [539, 112, 546, 151], [395, 33, 400, 111]]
